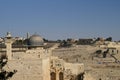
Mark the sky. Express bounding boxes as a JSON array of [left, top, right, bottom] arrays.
[[0, 0, 120, 40]]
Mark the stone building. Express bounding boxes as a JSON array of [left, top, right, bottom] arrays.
[[0, 33, 84, 80]]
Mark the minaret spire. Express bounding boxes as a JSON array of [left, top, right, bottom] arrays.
[[5, 32, 14, 60]]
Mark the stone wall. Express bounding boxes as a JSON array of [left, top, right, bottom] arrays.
[[4, 59, 44, 80]]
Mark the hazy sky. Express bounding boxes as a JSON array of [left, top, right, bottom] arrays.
[[0, 0, 120, 40]]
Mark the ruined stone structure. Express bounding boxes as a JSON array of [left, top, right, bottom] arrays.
[[0, 33, 84, 80]]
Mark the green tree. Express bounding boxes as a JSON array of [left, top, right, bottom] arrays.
[[106, 37, 112, 41]]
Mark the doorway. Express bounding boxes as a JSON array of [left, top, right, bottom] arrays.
[[59, 72, 64, 80], [51, 72, 56, 80]]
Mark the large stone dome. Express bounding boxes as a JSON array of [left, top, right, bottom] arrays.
[[29, 34, 44, 46]]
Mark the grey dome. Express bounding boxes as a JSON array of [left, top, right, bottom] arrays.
[[29, 34, 44, 46]]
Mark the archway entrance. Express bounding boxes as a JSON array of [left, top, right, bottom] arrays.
[[76, 73, 84, 80], [59, 72, 64, 80], [51, 72, 56, 80]]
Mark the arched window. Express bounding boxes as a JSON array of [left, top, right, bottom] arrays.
[[50, 72, 56, 80], [59, 72, 64, 80]]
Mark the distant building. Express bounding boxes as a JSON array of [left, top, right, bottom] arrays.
[[0, 37, 3, 42], [77, 39, 93, 45]]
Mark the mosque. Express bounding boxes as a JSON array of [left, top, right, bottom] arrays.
[[0, 32, 84, 80]]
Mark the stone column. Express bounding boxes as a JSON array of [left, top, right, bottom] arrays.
[[5, 39, 13, 60], [42, 58, 50, 80], [56, 71, 59, 80], [4, 32, 13, 60]]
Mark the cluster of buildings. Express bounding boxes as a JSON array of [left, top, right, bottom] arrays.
[[0, 32, 84, 80], [0, 32, 120, 80]]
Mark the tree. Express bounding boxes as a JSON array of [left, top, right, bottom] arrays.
[[43, 38, 48, 42], [13, 40, 24, 45], [59, 40, 72, 47], [106, 37, 112, 41], [0, 55, 17, 80]]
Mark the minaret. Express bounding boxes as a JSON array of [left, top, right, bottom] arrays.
[[27, 32, 30, 39], [5, 32, 14, 60]]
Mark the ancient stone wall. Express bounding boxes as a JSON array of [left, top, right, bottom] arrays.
[[4, 59, 44, 80]]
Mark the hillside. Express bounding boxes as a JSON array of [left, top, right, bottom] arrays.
[[52, 45, 120, 80]]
